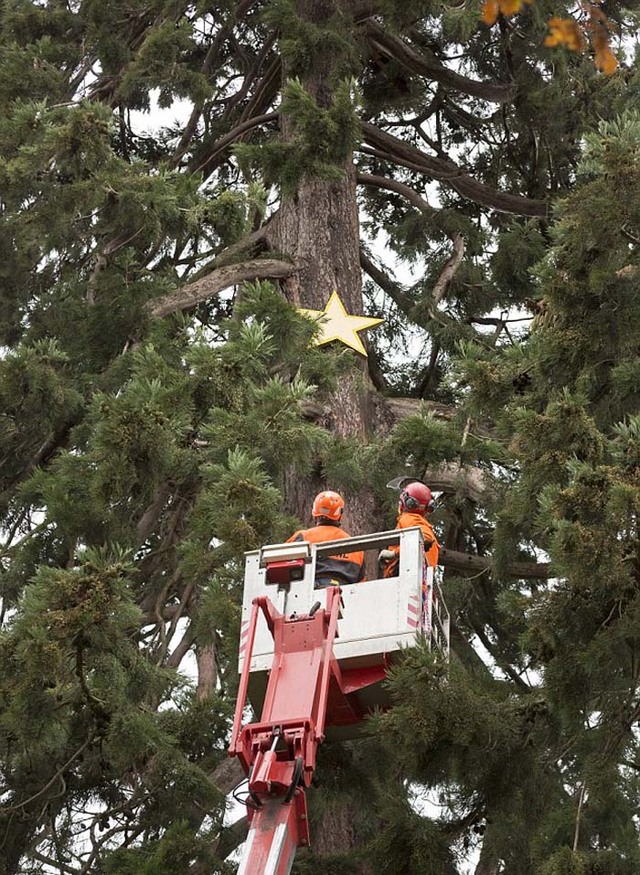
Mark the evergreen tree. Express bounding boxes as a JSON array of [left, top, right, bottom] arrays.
[[376, 111, 640, 874], [1, 1, 639, 873]]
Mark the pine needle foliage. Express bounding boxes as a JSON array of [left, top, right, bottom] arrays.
[[2, 1, 640, 872]]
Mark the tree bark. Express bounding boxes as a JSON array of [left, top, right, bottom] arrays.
[[196, 642, 217, 700], [266, 1, 380, 539], [261, 1, 381, 866], [422, 461, 491, 503]]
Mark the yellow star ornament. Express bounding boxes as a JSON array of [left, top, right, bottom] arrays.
[[298, 291, 384, 357]]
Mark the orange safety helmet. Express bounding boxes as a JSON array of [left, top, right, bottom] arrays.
[[312, 490, 345, 522], [399, 482, 435, 515]]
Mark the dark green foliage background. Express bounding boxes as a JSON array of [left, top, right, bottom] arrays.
[[1, 1, 640, 874]]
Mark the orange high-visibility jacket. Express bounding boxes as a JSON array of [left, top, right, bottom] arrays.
[[383, 511, 439, 577], [287, 524, 365, 586]]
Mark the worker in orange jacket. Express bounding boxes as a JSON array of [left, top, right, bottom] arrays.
[[380, 481, 439, 577], [287, 491, 365, 587]]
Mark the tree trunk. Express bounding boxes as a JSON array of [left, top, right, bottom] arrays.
[[269, 167, 374, 529], [263, 0, 380, 865], [196, 642, 217, 700], [266, 0, 379, 539]]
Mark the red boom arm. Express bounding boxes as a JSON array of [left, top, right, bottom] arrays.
[[229, 586, 367, 873]]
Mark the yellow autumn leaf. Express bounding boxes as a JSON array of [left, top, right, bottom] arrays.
[[545, 17, 586, 52], [591, 16, 619, 75], [594, 42, 618, 74], [481, 0, 500, 26], [482, 0, 532, 24], [480, 0, 617, 75], [499, 0, 524, 15]]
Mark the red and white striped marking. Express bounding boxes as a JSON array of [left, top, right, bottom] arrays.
[[239, 620, 250, 657], [406, 594, 420, 629]]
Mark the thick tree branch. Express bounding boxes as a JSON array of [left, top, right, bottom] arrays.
[[214, 815, 249, 861], [32, 852, 79, 875], [172, 11, 275, 168], [357, 171, 435, 215], [239, 56, 281, 124], [440, 547, 551, 579], [366, 21, 516, 104], [385, 396, 462, 424], [212, 221, 272, 267], [136, 483, 172, 542], [165, 621, 196, 669], [360, 123, 548, 218], [432, 232, 465, 305], [423, 461, 492, 504], [147, 258, 295, 318], [382, 396, 495, 441], [350, 0, 381, 20], [190, 111, 278, 176], [196, 58, 282, 181], [211, 756, 245, 796]]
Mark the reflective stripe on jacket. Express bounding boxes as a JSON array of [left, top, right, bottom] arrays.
[[287, 525, 365, 585]]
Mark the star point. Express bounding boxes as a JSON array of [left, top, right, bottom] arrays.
[[298, 290, 384, 356]]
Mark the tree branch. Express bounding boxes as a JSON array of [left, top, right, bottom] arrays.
[[165, 621, 196, 669], [212, 221, 271, 267], [32, 851, 79, 875], [360, 248, 413, 313], [196, 59, 282, 181], [423, 461, 491, 504], [147, 258, 295, 318], [196, 642, 217, 700], [440, 547, 551, 579], [0, 734, 94, 814], [190, 111, 278, 176], [210, 756, 246, 796], [357, 171, 435, 215], [366, 21, 516, 104], [360, 123, 548, 218], [0, 418, 79, 511], [471, 621, 530, 689], [214, 814, 249, 860], [357, 173, 465, 306], [384, 396, 462, 425], [432, 232, 465, 305], [171, 9, 274, 167]]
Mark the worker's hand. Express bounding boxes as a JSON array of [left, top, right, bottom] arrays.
[[378, 549, 395, 562]]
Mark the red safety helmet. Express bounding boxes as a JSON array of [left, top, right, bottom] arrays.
[[312, 490, 344, 522], [399, 482, 435, 515]]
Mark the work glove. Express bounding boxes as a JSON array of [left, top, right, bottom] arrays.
[[378, 549, 395, 562]]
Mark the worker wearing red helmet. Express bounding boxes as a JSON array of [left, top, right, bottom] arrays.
[[380, 481, 439, 577], [287, 491, 365, 587]]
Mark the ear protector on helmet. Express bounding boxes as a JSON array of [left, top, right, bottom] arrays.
[[400, 492, 434, 512], [398, 482, 435, 514]]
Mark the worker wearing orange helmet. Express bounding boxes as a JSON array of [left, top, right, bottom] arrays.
[[287, 491, 365, 587], [380, 481, 439, 577]]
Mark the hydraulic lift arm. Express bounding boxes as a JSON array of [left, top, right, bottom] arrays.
[[229, 587, 344, 874]]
